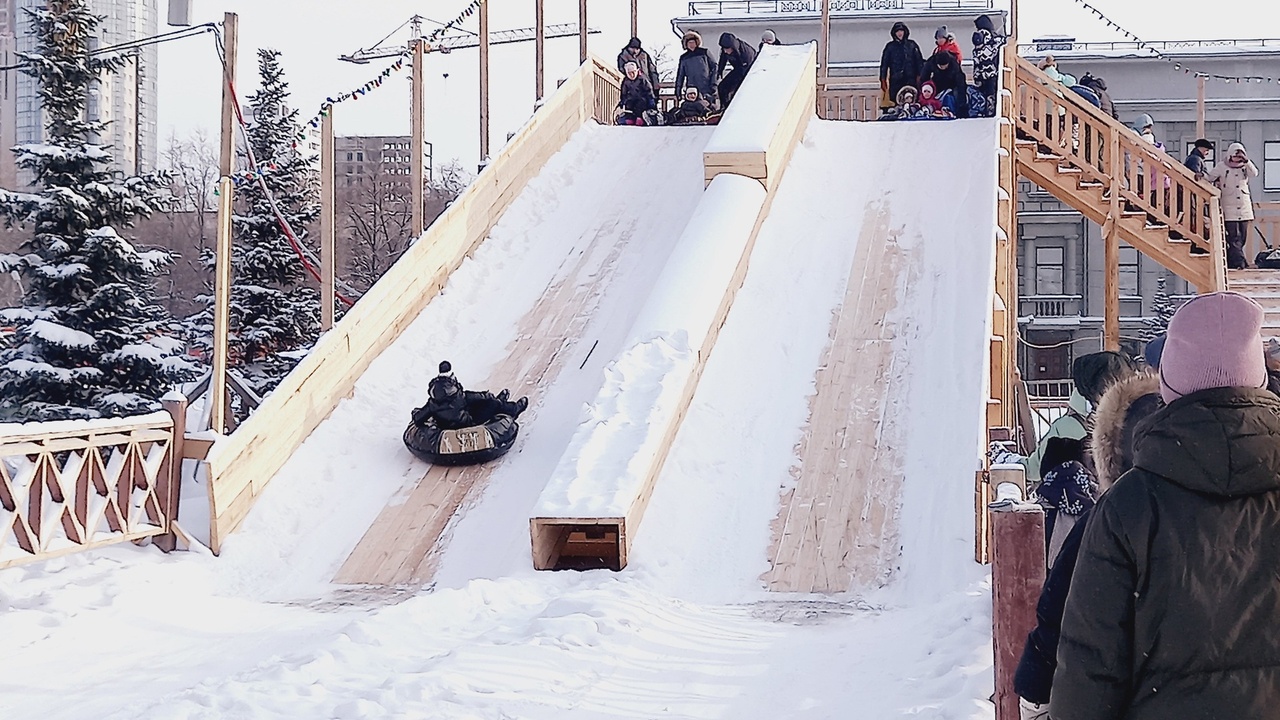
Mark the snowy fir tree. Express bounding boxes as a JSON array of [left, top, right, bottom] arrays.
[[0, 1, 197, 421], [1142, 274, 1177, 340], [189, 48, 320, 394]]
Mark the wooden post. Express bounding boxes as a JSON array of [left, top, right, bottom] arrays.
[[534, 0, 545, 100], [579, 0, 588, 64], [631, 0, 638, 38], [1196, 75, 1206, 140], [991, 501, 1045, 720], [1105, 127, 1121, 351], [1210, 195, 1228, 292], [211, 177, 233, 434], [479, 0, 490, 162], [320, 108, 335, 331], [819, 0, 831, 84], [1010, 0, 1018, 44], [156, 395, 188, 553], [218, 12, 237, 177], [411, 38, 425, 237]]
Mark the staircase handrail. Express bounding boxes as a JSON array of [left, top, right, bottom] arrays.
[[1013, 56, 1222, 254]]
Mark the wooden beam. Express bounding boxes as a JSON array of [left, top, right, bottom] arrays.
[[534, 0, 545, 100], [579, 0, 588, 64], [411, 39, 425, 237], [320, 108, 335, 331], [156, 396, 187, 552], [1105, 126, 1121, 351], [479, 0, 490, 162], [819, 0, 831, 83], [211, 177, 233, 435], [218, 12, 237, 177], [631, 0, 638, 39], [991, 501, 1045, 720], [1196, 75, 1206, 140]]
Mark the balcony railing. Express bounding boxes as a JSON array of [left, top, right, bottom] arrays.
[[1020, 295, 1082, 318], [1017, 38, 1280, 55], [687, 0, 993, 15]]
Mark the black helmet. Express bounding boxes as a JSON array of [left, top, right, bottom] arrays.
[[429, 360, 460, 401]]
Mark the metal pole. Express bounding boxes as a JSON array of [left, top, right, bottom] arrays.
[[480, 0, 490, 162], [534, 0, 545, 100], [320, 108, 335, 331], [579, 0, 588, 64], [211, 177, 233, 434], [411, 39, 425, 237]]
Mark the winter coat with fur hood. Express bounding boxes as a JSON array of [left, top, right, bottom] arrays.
[[675, 31, 717, 101], [1014, 372, 1161, 707], [1206, 142, 1259, 222], [1051, 385, 1280, 719]]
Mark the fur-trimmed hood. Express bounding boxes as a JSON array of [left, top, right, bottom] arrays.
[[1089, 371, 1162, 491]]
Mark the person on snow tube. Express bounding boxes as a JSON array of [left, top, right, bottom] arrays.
[[406, 361, 528, 465]]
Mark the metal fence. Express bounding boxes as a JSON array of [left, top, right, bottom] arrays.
[[688, 0, 994, 15]]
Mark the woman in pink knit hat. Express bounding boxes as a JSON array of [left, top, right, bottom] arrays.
[[1052, 291, 1280, 719]]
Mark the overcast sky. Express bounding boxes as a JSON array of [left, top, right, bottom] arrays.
[[155, 0, 1280, 170]]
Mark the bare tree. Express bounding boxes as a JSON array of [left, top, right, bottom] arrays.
[[162, 130, 219, 251], [342, 159, 471, 293]]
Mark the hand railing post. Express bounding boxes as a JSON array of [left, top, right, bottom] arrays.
[[990, 474, 1046, 720], [157, 395, 188, 552], [1210, 195, 1228, 291]]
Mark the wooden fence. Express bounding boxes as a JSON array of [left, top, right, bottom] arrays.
[[0, 399, 187, 569], [816, 78, 881, 121]]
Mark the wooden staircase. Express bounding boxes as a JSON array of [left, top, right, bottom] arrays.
[[1228, 269, 1280, 339], [1011, 56, 1227, 293]]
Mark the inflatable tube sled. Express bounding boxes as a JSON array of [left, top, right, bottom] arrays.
[[403, 413, 519, 466]]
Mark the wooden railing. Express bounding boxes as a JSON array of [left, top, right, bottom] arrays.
[[816, 78, 880, 121], [1012, 56, 1226, 291], [0, 400, 187, 569], [200, 56, 624, 554]]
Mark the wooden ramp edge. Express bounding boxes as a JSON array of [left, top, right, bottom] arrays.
[[199, 57, 624, 554]]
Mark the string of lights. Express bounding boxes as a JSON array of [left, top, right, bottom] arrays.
[[1069, 0, 1280, 84], [295, 0, 488, 143]]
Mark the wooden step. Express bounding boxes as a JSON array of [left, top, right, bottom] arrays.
[[1057, 166, 1082, 175], [1078, 180, 1104, 189]]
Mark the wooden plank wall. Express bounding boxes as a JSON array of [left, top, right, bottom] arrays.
[[201, 58, 618, 554]]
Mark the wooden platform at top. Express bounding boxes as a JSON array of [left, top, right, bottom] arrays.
[[762, 201, 921, 595], [332, 224, 633, 587]]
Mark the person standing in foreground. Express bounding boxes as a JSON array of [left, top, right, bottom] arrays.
[[675, 30, 717, 105], [1051, 291, 1280, 720], [1206, 142, 1259, 270], [879, 22, 924, 105]]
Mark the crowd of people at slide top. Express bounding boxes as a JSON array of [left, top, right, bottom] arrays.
[[877, 14, 1006, 120], [994, 293, 1280, 719]]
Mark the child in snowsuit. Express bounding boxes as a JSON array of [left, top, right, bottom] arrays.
[[918, 81, 948, 117], [880, 85, 921, 121], [932, 26, 963, 63], [412, 361, 527, 430], [920, 50, 969, 119], [673, 86, 711, 124], [617, 61, 656, 125]]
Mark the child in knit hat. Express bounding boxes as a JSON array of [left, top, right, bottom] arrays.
[[934, 25, 963, 62]]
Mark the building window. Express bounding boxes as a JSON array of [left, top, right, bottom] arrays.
[[1120, 245, 1140, 296], [356, 151, 364, 161], [346, 152, 353, 161], [1035, 246, 1065, 295], [1266, 141, 1280, 191]]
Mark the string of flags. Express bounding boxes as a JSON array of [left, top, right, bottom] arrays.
[[1071, 0, 1279, 84], [294, 0, 488, 145]]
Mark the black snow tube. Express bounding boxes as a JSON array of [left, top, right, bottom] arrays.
[[403, 414, 519, 466]]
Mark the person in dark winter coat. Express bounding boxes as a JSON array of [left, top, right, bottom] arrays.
[[971, 14, 1007, 103], [675, 31, 717, 105], [919, 50, 969, 118], [759, 29, 782, 52], [616, 61, 656, 125], [617, 37, 660, 94], [1052, 291, 1280, 720], [716, 32, 756, 108], [1184, 138, 1212, 180], [1034, 437, 1094, 565], [1015, 370, 1162, 720], [879, 22, 924, 100], [1077, 72, 1117, 118], [412, 361, 528, 430]]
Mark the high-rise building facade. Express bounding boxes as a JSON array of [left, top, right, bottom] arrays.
[[1, 0, 158, 187]]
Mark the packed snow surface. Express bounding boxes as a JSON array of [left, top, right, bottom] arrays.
[[534, 174, 767, 518], [1, 118, 1002, 718], [703, 43, 815, 154]]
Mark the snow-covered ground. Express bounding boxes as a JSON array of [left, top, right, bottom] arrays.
[[1, 118, 1001, 719]]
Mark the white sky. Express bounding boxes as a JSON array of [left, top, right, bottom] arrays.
[[155, 0, 1280, 169]]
